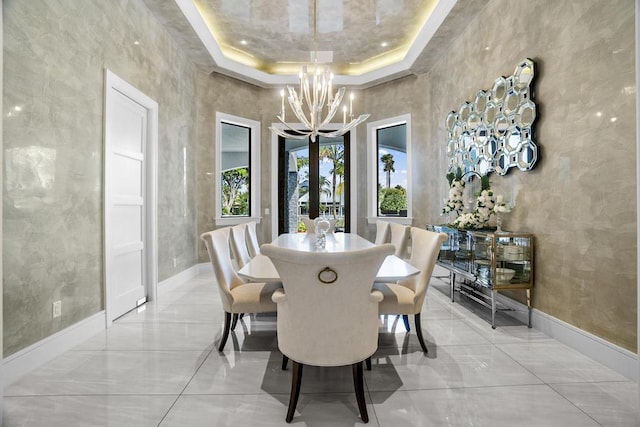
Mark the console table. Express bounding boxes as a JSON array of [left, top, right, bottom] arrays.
[[427, 225, 534, 328]]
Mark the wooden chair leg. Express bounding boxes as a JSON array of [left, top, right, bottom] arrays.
[[286, 361, 303, 423], [402, 314, 411, 331], [414, 313, 428, 354], [231, 313, 239, 330], [282, 355, 289, 370], [352, 362, 369, 423], [218, 312, 232, 352], [365, 357, 371, 371]]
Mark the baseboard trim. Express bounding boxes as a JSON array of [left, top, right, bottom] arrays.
[[2, 264, 212, 390], [496, 293, 638, 381], [2, 311, 106, 389], [157, 263, 203, 296]]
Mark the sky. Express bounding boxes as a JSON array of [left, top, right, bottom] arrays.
[[378, 147, 407, 189]]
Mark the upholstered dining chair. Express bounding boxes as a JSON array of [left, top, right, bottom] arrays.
[[230, 223, 252, 269], [373, 227, 448, 353], [261, 243, 395, 423], [200, 228, 282, 352], [374, 220, 391, 245], [246, 221, 260, 258], [389, 222, 410, 258]]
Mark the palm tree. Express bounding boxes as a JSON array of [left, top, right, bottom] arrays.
[[320, 144, 345, 219], [380, 153, 395, 188]]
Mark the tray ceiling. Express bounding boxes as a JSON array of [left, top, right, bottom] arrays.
[[144, 0, 487, 87]]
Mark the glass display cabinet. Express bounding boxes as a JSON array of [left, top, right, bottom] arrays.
[[428, 225, 534, 328]]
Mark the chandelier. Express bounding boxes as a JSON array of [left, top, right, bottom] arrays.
[[269, 0, 369, 142]]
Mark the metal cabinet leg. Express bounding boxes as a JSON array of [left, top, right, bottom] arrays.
[[526, 289, 532, 328], [450, 271, 455, 303], [491, 290, 497, 329]]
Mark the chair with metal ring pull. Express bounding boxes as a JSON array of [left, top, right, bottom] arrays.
[[262, 243, 394, 423]]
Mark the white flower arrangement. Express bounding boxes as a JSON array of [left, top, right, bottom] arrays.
[[442, 179, 465, 215], [453, 212, 479, 229], [475, 189, 496, 227], [451, 174, 496, 230]]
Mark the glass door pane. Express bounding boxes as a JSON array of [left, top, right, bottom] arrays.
[[318, 135, 347, 232], [278, 133, 350, 234]]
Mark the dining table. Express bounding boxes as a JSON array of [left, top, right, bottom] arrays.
[[238, 232, 420, 283]]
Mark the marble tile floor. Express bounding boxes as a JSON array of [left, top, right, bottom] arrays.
[[3, 271, 639, 426]]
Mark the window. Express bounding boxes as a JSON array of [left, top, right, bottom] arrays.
[[367, 114, 412, 224], [215, 112, 260, 225]]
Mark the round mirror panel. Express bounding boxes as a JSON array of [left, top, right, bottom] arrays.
[[461, 132, 472, 150], [447, 138, 457, 155], [505, 125, 523, 153], [494, 114, 510, 136], [467, 113, 482, 130], [486, 136, 499, 158], [459, 102, 472, 122], [492, 77, 507, 102], [495, 150, 509, 176], [445, 111, 457, 132], [504, 89, 520, 115], [474, 90, 488, 113], [516, 100, 536, 128], [514, 59, 534, 90], [467, 147, 479, 164], [517, 139, 538, 171], [475, 125, 489, 145], [484, 101, 497, 125], [452, 121, 463, 139], [477, 158, 492, 175]]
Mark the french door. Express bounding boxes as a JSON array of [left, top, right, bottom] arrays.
[[278, 133, 351, 234]]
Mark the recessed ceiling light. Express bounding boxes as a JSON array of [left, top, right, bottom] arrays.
[[240, 40, 248, 45], [610, 117, 618, 122], [381, 42, 388, 47], [596, 111, 602, 117], [484, 46, 490, 51], [134, 41, 140, 45]]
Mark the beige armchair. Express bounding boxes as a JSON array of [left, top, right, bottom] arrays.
[[374, 220, 390, 245], [230, 223, 252, 269], [245, 221, 260, 258], [389, 222, 410, 258], [200, 228, 282, 352], [262, 243, 395, 423], [373, 227, 447, 353]]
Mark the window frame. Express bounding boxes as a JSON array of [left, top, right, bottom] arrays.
[[366, 114, 412, 225], [215, 112, 261, 226]]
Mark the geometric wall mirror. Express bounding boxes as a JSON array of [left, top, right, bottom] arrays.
[[445, 58, 538, 176]]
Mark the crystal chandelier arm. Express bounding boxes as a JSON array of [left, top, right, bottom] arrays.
[[286, 86, 313, 129], [318, 114, 371, 138], [269, 126, 310, 140], [317, 87, 346, 128], [275, 114, 312, 137]]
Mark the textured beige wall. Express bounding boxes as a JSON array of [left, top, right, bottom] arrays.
[[3, 0, 199, 356], [363, 0, 637, 350], [195, 72, 276, 262]]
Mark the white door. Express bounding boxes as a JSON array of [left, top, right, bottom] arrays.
[[105, 70, 158, 323]]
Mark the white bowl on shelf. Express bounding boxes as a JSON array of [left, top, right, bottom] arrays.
[[495, 268, 515, 283]]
